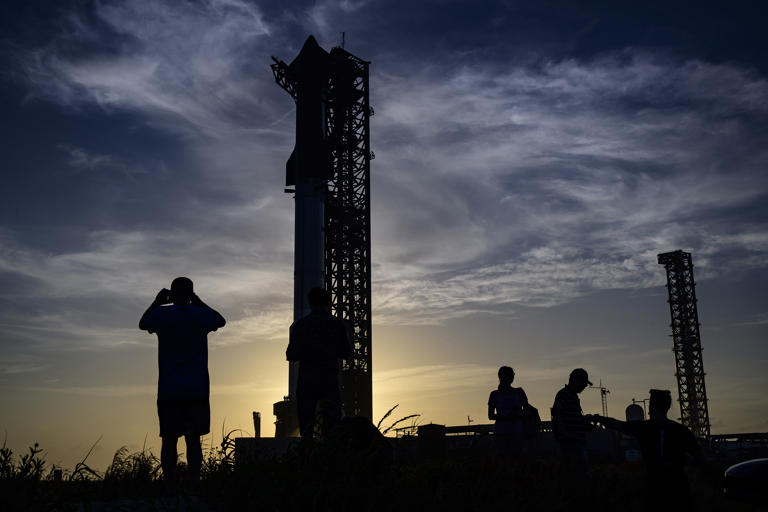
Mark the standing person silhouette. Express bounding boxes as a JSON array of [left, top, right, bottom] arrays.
[[488, 366, 528, 454], [551, 369, 593, 479], [286, 287, 351, 439], [588, 389, 703, 508], [139, 277, 225, 494]]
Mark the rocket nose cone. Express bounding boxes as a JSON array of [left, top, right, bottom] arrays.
[[289, 34, 330, 71], [298, 35, 327, 58], [303, 35, 320, 49]]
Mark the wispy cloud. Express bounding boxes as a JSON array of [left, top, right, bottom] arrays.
[[303, 0, 371, 43], [0, 226, 293, 356], [8, 2, 768, 329], [209, 308, 291, 347], [0, 227, 291, 302], [57, 144, 159, 177], [2, 363, 47, 375], [732, 312, 768, 327], [20, 0, 276, 139], [26, 381, 283, 397], [58, 144, 115, 170], [369, 52, 768, 323], [0, 354, 49, 375], [374, 363, 577, 396], [27, 384, 156, 397]]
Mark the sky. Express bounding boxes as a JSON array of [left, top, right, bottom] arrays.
[[1, 0, 767, 471]]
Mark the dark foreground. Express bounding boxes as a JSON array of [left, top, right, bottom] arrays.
[[1, 438, 764, 512]]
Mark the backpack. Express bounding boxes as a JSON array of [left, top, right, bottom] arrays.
[[522, 403, 542, 439]]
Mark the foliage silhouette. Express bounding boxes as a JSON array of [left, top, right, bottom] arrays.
[[1, 432, 766, 511]]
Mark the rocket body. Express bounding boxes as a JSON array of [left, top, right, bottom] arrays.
[[285, 36, 331, 399], [288, 181, 325, 398]]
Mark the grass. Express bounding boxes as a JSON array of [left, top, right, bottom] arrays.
[[1, 428, 765, 512]]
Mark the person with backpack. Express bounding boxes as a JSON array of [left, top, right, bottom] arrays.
[[488, 366, 529, 453]]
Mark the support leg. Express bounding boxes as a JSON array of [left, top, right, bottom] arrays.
[[185, 434, 202, 485], [160, 437, 178, 495]]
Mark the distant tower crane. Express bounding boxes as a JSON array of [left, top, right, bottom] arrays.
[[658, 250, 711, 437], [589, 380, 610, 417]]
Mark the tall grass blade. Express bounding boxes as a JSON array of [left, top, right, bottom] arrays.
[[382, 414, 421, 435], [376, 404, 399, 430]]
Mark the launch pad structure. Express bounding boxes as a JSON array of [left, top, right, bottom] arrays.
[[271, 36, 373, 435], [323, 46, 374, 420], [658, 250, 711, 438]]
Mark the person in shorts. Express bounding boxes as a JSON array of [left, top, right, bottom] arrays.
[[139, 277, 225, 493]]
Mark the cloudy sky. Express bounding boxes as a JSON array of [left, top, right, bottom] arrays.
[[1, 0, 767, 470]]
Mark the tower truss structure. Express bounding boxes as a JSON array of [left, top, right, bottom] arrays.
[[658, 250, 711, 437], [324, 47, 373, 420], [588, 380, 610, 417]]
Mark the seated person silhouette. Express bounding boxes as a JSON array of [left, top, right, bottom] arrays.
[[589, 389, 703, 507], [488, 366, 528, 453], [139, 277, 226, 494], [286, 287, 351, 439]]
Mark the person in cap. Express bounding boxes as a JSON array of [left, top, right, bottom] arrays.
[[551, 368, 594, 476], [286, 287, 351, 439], [588, 389, 703, 508], [139, 277, 226, 494], [488, 366, 529, 454]]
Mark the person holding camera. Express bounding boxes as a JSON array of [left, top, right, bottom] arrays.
[[139, 277, 226, 494]]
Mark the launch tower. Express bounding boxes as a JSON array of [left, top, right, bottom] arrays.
[[323, 46, 373, 420], [657, 250, 711, 437], [271, 36, 373, 434]]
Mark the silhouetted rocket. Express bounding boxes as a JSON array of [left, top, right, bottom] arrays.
[[285, 35, 332, 186], [274, 35, 332, 401]]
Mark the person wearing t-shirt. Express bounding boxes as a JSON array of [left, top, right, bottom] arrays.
[[139, 277, 225, 494], [551, 368, 593, 474], [488, 366, 528, 453], [589, 389, 703, 507]]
